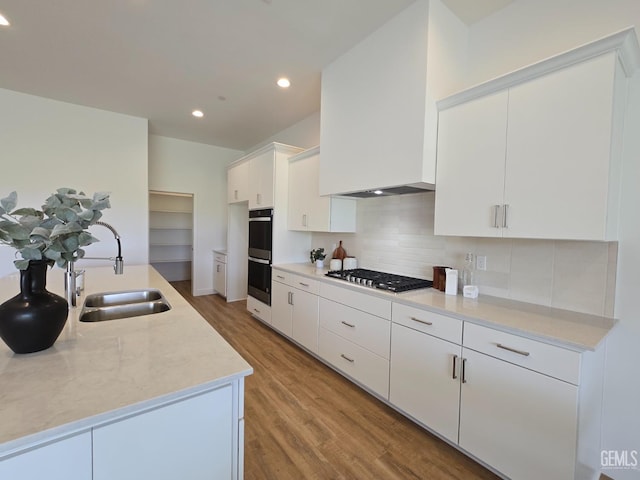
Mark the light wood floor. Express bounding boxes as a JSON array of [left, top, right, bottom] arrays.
[[172, 282, 500, 480]]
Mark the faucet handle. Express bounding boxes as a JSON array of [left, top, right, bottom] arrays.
[[114, 257, 124, 275], [75, 270, 85, 296]]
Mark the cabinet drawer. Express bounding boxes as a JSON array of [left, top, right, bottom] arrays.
[[463, 322, 580, 384], [247, 295, 271, 325], [213, 253, 227, 264], [392, 303, 462, 345], [319, 283, 391, 319], [272, 270, 320, 294], [319, 327, 389, 399], [320, 298, 391, 358]]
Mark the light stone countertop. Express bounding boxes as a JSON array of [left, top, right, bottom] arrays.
[[0, 265, 252, 457], [274, 263, 616, 352]]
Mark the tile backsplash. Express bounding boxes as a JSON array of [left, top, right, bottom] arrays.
[[312, 191, 617, 317]]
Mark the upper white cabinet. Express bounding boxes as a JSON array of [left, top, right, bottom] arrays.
[[248, 150, 275, 209], [319, 0, 467, 196], [435, 29, 640, 240], [227, 160, 249, 204], [288, 147, 356, 232]]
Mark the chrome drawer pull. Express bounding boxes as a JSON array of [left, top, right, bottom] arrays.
[[299, 282, 310, 287], [410, 316, 433, 326], [253, 308, 260, 314], [341, 321, 355, 328], [496, 343, 530, 357], [276, 275, 285, 280], [340, 354, 354, 363], [492, 205, 501, 228]]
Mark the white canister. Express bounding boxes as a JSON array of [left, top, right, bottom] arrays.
[[445, 268, 458, 295], [343, 257, 358, 270], [329, 259, 342, 271]]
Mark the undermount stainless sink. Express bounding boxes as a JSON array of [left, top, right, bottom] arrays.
[[79, 289, 171, 322]]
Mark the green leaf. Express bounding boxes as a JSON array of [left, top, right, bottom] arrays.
[[19, 246, 43, 260], [55, 207, 78, 223], [62, 236, 79, 252], [78, 231, 99, 246], [11, 207, 40, 217], [90, 198, 111, 211], [2, 222, 31, 240], [56, 187, 77, 196], [50, 222, 82, 239], [14, 259, 30, 270], [43, 248, 62, 261], [55, 257, 67, 268], [1, 191, 17, 213], [30, 227, 51, 241]]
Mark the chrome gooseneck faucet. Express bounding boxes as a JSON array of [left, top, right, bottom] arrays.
[[64, 221, 124, 307]]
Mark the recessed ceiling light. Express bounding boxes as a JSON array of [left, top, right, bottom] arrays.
[[192, 110, 204, 118], [0, 13, 10, 26], [373, 190, 384, 195], [277, 78, 291, 88]]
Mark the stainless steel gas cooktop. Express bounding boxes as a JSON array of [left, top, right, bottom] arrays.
[[325, 268, 433, 293]]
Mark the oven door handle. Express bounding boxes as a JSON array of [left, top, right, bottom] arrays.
[[248, 256, 271, 265], [248, 217, 272, 222]]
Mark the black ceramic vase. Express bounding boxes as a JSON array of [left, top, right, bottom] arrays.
[[0, 260, 69, 354]]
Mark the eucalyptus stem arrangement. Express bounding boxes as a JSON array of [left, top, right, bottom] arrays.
[[0, 188, 111, 270]]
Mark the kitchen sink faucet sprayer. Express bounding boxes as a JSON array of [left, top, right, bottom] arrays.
[[64, 221, 124, 307]]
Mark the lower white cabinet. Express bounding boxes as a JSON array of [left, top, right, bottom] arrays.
[[247, 295, 271, 324], [214, 251, 227, 298], [389, 323, 461, 444], [1, 383, 244, 480], [0, 432, 92, 480], [93, 386, 235, 480], [458, 348, 578, 480], [271, 270, 319, 353]]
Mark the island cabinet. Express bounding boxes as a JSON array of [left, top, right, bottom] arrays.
[[434, 29, 640, 241], [389, 304, 463, 444], [271, 268, 320, 353], [317, 283, 392, 399], [288, 146, 356, 233], [93, 386, 237, 480], [214, 250, 227, 298], [228, 160, 249, 204], [0, 432, 92, 480]]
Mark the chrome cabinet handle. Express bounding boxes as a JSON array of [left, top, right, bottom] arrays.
[[462, 358, 467, 383], [502, 204, 509, 228], [410, 316, 433, 326], [299, 282, 310, 288], [492, 205, 501, 228], [341, 321, 355, 328], [288, 291, 294, 305], [340, 354, 354, 363], [234, 189, 238, 200], [452, 354, 458, 380], [253, 308, 260, 314], [276, 275, 285, 280], [496, 343, 530, 357]]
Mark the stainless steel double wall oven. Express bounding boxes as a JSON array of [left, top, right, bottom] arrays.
[[248, 208, 273, 305]]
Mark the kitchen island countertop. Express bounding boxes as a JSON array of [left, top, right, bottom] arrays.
[[274, 263, 615, 352], [0, 265, 252, 457]]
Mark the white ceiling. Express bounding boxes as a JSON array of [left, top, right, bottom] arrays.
[[0, 0, 511, 151]]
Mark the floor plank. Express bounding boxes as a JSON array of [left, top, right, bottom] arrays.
[[171, 282, 500, 480]]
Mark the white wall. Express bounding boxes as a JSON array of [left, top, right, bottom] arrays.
[[0, 88, 149, 279], [148, 135, 242, 296], [246, 111, 320, 153]]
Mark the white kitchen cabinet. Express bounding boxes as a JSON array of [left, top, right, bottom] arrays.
[[93, 386, 235, 480], [149, 191, 193, 282], [389, 322, 461, 444], [319, 0, 466, 196], [317, 287, 392, 399], [214, 251, 227, 298], [0, 432, 92, 480], [228, 160, 249, 204], [247, 295, 271, 325], [435, 30, 639, 241], [248, 150, 275, 209], [458, 348, 578, 480], [288, 146, 356, 232], [271, 269, 320, 353]]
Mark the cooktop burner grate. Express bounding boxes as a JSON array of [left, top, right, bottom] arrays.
[[325, 268, 433, 293]]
